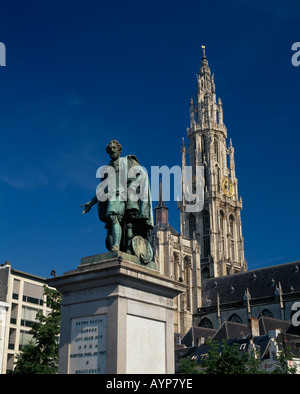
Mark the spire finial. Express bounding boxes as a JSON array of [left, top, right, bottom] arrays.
[[154, 178, 168, 226], [155, 178, 166, 208], [158, 179, 166, 207], [201, 45, 206, 57]]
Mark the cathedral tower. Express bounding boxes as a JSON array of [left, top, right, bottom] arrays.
[[179, 47, 247, 279]]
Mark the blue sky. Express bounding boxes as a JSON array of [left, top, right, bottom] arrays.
[[0, 0, 299, 278]]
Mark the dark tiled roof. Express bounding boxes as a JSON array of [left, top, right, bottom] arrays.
[[181, 326, 217, 347], [287, 323, 300, 336], [212, 321, 248, 340], [175, 317, 300, 369], [151, 223, 179, 236], [202, 261, 300, 305], [211, 317, 294, 340], [259, 316, 290, 335], [174, 346, 196, 372], [179, 335, 271, 366]]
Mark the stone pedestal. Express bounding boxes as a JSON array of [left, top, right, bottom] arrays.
[[48, 251, 185, 374]]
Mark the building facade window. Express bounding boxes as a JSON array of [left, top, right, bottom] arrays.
[[202, 210, 210, 259], [12, 279, 20, 300], [216, 165, 220, 191], [199, 317, 213, 329], [228, 313, 242, 323], [231, 240, 235, 261], [229, 214, 234, 236], [22, 282, 44, 305], [214, 139, 219, 162], [188, 214, 196, 239], [202, 267, 210, 279], [173, 252, 179, 281], [8, 328, 16, 350], [184, 256, 191, 311], [203, 210, 210, 235], [258, 309, 274, 319], [229, 214, 235, 261], [219, 210, 224, 234], [10, 303, 18, 325], [19, 330, 34, 351], [201, 135, 206, 162], [203, 237, 210, 258], [21, 306, 39, 327]]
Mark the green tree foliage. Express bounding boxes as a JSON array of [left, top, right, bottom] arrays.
[[179, 356, 200, 374], [201, 338, 263, 374], [187, 338, 264, 374], [13, 286, 61, 374], [272, 344, 297, 374], [181, 338, 298, 374]]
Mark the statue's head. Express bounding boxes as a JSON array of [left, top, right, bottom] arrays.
[[106, 140, 122, 160]]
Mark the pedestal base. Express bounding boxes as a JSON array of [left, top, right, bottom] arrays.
[[48, 252, 185, 374]]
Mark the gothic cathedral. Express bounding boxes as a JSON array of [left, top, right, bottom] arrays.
[[180, 48, 247, 277], [150, 48, 247, 334]]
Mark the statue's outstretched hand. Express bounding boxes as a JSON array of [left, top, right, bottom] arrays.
[[81, 201, 92, 214]]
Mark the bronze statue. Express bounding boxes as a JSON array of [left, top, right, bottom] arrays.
[[81, 140, 154, 264]]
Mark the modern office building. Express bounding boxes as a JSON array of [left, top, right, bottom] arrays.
[[0, 261, 52, 373]]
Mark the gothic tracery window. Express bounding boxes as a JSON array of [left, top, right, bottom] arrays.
[[258, 309, 274, 319], [199, 317, 213, 329], [215, 164, 220, 192], [188, 214, 196, 239], [203, 210, 210, 235], [219, 210, 225, 255], [184, 256, 191, 311], [201, 135, 206, 162], [229, 214, 234, 236], [202, 210, 210, 259], [219, 210, 224, 234], [214, 138, 219, 162], [202, 267, 210, 279], [229, 214, 235, 261], [228, 313, 242, 323], [173, 252, 179, 281]]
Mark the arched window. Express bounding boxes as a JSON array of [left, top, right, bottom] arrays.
[[204, 165, 208, 190], [203, 210, 210, 235], [215, 164, 220, 192], [173, 252, 179, 281], [199, 317, 213, 329], [184, 256, 191, 311], [229, 214, 235, 236], [214, 139, 219, 162], [229, 214, 235, 261], [219, 210, 225, 256], [228, 313, 243, 323], [202, 210, 210, 259], [219, 210, 224, 234], [258, 309, 274, 319], [201, 135, 206, 162], [188, 214, 196, 239], [202, 267, 210, 279]]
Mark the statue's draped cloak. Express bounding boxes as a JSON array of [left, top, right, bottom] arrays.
[[97, 155, 153, 229]]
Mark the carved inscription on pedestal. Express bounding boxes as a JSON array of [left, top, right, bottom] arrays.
[[69, 315, 107, 374]]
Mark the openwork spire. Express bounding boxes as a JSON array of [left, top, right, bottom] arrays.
[[188, 46, 225, 129]]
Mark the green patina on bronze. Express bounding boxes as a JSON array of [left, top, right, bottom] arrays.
[[81, 140, 154, 267]]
